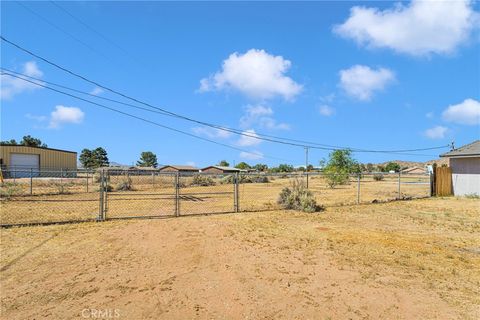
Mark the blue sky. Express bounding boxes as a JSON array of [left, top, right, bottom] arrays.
[[1, 1, 479, 167]]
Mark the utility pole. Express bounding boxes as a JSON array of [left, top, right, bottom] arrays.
[[450, 141, 455, 151], [305, 147, 309, 188]]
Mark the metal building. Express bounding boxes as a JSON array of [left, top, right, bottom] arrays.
[[0, 145, 77, 177]]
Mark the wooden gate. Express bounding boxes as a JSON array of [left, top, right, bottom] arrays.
[[434, 167, 453, 196]]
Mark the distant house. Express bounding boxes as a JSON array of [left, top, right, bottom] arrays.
[[401, 167, 426, 175], [201, 166, 247, 174], [159, 165, 199, 173], [440, 140, 480, 196]]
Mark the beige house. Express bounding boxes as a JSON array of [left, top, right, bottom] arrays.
[[201, 166, 246, 174], [440, 140, 480, 196], [401, 167, 426, 175], [159, 165, 199, 173]]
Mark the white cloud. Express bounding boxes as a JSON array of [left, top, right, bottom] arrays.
[[192, 126, 232, 139], [90, 87, 104, 96], [1, 61, 44, 100], [425, 112, 434, 119], [199, 49, 302, 101], [442, 98, 480, 125], [339, 65, 395, 101], [334, 0, 479, 56], [424, 126, 449, 139], [25, 113, 47, 122], [49, 105, 85, 129], [237, 129, 262, 147], [239, 150, 264, 160], [239, 105, 290, 130], [319, 105, 335, 116], [186, 161, 196, 167]]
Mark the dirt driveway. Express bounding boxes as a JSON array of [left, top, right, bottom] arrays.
[[1, 198, 479, 319]]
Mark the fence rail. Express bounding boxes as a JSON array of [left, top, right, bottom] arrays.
[[0, 169, 432, 227]]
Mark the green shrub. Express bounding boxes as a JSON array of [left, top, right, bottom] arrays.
[[115, 176, 133, 191], [221, 175, 270, 184], [51, 181, 74, 194], [373, 173, 384, 181], [464, 193, 480, 199], [191, 174, 216, 186], [277, 179, 323, 213], [324, 167, 349, 188], [0, 183, 23, 199]]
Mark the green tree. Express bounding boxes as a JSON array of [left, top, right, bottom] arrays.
[[253, 163, 268, 172], [323, 149, 358, 188], [385, 162, 401, 172], [20, 135, 47, 147], [235, 162, 251, 170], [137, 151, 158, 168], [306, 164, 314, 172], [270, 164, 294, 173], [1, 136, 47, 147], [79, 147, 109, 169], [217, 160, 230, 167], [1, 139, 18, 145], [366, 163, 374, 172]]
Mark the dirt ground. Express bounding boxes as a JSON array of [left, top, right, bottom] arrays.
[[1, 197, 479, 319]]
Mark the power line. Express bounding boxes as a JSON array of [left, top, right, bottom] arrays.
[[48, 1, 148, 71], [1, 72, 290, 162], [14, 2, 114, 64], [0, 36, 449, 155], [2, 71, 440, 159]]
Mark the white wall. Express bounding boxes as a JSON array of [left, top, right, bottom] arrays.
[[450, 157, 480, 196]]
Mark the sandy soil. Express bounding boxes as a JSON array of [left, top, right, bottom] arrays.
[[1, 197, 479, 319]]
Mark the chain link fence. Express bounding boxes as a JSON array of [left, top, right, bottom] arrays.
[[1, 168, 432, 227]]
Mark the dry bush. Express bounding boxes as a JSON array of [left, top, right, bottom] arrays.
[[191, 174, 216, 186], [115, 176, 134, 191], [277, 179, 323, 213], [373, 173, 385, 181]]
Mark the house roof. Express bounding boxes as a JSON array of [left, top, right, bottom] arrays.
[[440, 140, 480, 158], [160, 165, 199, 171], [201, 166, 246, 172], [401, 166, 425, 173]]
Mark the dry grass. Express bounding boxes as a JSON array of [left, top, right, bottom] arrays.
[[1, 174, 430, 225], [1, 197, 478, 319]]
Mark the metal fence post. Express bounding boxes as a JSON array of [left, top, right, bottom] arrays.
[[13, 166, 16, 184], [398, 171, 401, 200], [357, 173, 361, 204], [234, 172, 239, 212], [86, 171, 89, 193], [30, 168, 33, 195], [306, 171, 309, 189], [175, 173, 180, 217], [98, 169, 105, 221]]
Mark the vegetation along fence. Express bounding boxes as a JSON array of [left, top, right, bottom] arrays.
[[0, 168, 432, 227]]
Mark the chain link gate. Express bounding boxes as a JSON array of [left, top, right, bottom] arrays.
[[99, 169, 177, 220], [177, 173, 237, 216]]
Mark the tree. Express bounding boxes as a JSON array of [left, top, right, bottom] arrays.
[[217, 160, 230, 167], [235, 162, 251, 170], [1, 136, 47, 147], [79, 147, 109, 169], [323, 149, 358, 188], [137, 151, 158, 168], [366, 163, 374, 172], [306, 164, 314, 172], [253, 163, 268, 172], [1, 139, 17, 145], [385, 162, 401, 173], [20, 135, 47, 147], [270, 164, 294, 173]]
